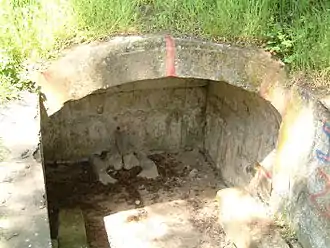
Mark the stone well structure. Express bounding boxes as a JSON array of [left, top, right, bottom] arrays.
[[36, 35, 330, 248]]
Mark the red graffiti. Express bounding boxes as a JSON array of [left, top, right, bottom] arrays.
[[41, 71, 52, 81], [322, 120, 330, 135], [165, 35, 176, 77], [310, 120, 330, 218], [256, 164, 272, 180], [316, 150, 330, 163], [310, 167, 330, 218]]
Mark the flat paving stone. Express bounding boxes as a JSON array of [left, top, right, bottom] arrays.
[[58, 208, 89, 248], [0, 92, 52, 248]]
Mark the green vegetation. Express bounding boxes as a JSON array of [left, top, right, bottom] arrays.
[[274, 210, 299, 244], [1, 0, 330, 101]]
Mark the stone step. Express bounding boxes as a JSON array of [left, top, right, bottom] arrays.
[[58, 208, 89, 248]]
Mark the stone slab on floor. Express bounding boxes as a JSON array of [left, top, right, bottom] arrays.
[[0, 92, 52, 248], [104, 200, 200, 248], [104, 199, 227, 248], [58, 208, 89, 248]]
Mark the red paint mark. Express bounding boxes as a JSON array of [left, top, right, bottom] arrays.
[[259, 82, 270, 98], [41, 71, 52, 81], [322, 120, 330, 136], [310, 167, 330, 218], [256, 163, 272, 180], [260, 166, 272, 180], [165, 35, 176, 77], [41, 71, 52, 82], [316, 150, 330, 163]]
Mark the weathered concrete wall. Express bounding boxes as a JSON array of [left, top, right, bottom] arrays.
[[270, 85, 330, 248], [41, 77, 207, 161], [205, 81, 281, 187], [39, 36, 286, 164], [41, 76, 280, 171], [36, 35, 330, 248]]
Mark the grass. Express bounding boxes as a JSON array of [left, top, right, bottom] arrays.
[[1, 0, 330, 101]]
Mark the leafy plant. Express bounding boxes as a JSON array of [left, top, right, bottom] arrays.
[[264, 24, 295, 65], [0, 50, 36, 101]]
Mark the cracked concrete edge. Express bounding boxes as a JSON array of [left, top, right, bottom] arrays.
[[0, 92, 52, 248]]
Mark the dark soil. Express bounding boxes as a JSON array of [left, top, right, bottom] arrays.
[[45, 150, 228, 248]]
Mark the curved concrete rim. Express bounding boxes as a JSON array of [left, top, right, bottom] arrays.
[[37, 35, 289, 117], [37, 35, 330, 248]]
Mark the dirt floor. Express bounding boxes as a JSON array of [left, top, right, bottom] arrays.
[[45, 149, 235, 248]]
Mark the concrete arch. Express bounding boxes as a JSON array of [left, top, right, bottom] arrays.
[[37, 35, 330, 248], [39, 35, 287, 186], [38, 35, 288, 116]]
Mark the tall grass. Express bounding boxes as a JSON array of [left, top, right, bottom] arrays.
[[0, 0, 76, 100], [0, 0, 76, 59], [1, 0, 330, 101], [291, 6, 330, 72], [71, 0, 140, 38]]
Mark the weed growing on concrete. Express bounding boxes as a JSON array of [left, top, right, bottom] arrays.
[[274, 211, 298, 244]]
